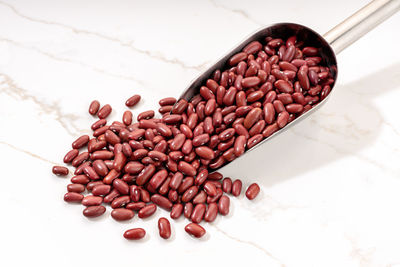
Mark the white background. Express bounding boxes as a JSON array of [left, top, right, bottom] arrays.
[[0, 0, 400, 266]]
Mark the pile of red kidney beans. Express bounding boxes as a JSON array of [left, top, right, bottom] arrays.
[[52, 34, 333, 240]]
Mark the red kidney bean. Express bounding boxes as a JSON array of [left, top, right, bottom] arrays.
[[111, 208, 135, 221], [185, 223, 206, 238], [193, 191, 207, 204], [89, 100, 100, 115], [194, 146, 215, 160], [243, 41, 262, 54], [137, 110, 155, 121], [247, 134, 263, 149], [103, 188, 120, 203], [244, 107, 262, 129], [82, 196, 103, 206], [207, 188, 223, 203], [86, 181, 103, 191], [159, 105, 173, 114], [178, 161, 196, 176], [149, 169, 168, 189], [247, 90, 264, 103], [64, 192, 83, 203], [151, 194, 173, 210], [66, 184, 84, 194], [136, 164, 156, 185], [92, 184, 111, 196], [200, 86, 214, 100], [286, 103, 304, 113], [72, 135, 89, 149], [203, 181, 217, 197], [249, 120, 265, 136], [126, 202, 146, 211], [124, 228, 146, 240], [98, 104, 112, 119], [138, 203, 157, 218], [141, 189, 151, 202], [277, 111, 289, 128], [170, 203, 183, 219], [82, 165, 99, 180], [112, 179, 129, 195], [158, 217, 171, 239], [191, 203, 206, 223], [245, 183, 260, 200], [159, 97, 176, 106], [206, 79, 219, 93], [242, 77, 261, 88], [274, 80, 293, 93], [232, 179, 242, 197], [218, 195, 230, 215], [184, 202, 194, 219], [71, 152, 89, 167], [122, 111, 132, 126], [171, 99, 188, 114], [83, 205, 106, 218], [92, 159, 108, 177], [222, 178, 232, 193], [63, 149, 79, 163], [229, 52, 247, 66], [181, 185, 198, 202], [111, 195, 130, 209], [71, 175, 90, 185], [126, 94, 141, 107], [223, 87, 237, 106], [52, 166, 69, 176]]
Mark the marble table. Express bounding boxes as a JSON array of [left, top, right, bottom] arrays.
[[1, 0, 399, 266]]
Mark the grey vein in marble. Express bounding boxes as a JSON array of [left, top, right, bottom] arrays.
[[0, 37, 149, 88], [0, 0, 209, 71], [0, 72, 84, 136], [0, 141, 58, 165], [213, 225, 286, 267], [209, 0, 263, 26]]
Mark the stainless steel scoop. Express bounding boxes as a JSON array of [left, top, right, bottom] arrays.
[[176, 0, 400, 170]]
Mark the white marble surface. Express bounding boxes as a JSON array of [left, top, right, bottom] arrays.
[[1, 0, 400, 266]]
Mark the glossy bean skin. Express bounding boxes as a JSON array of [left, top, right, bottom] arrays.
[[218, 195, 230, 215], [98, 104, 112, 119], [232, 179, 242, 197], [185, 223, 206, 238], [159, 97, 176, 106], [111, 208, 135, 221], [245, 183, 261, 200], [125, 95, 141, 107], [72, 135, 90, 149], [191, 203, 206, 223], [138, 204, 157, 218], [151, 194, 173, 210], [89, 100, 100, 115], [82, 196, 103, 206], [83, 205, 106, 217], [64, 149, 79, 163], [124, 228, 146, 240], [64, 192, 83, 203], [204, 202, 218, 222], [67, 184, 85, 193], [158, 217, 171, 239], [52, 166, 69, 176], [184, 202, 193, 219], [170, 203, 183, 219]]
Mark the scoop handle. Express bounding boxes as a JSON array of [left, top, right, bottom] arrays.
[[324, 0, 400, 54]]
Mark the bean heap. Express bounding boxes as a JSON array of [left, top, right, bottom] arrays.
[[52, 34, 333, 240]]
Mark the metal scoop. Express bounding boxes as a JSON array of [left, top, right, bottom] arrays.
[[176, 0, 400, 170]]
